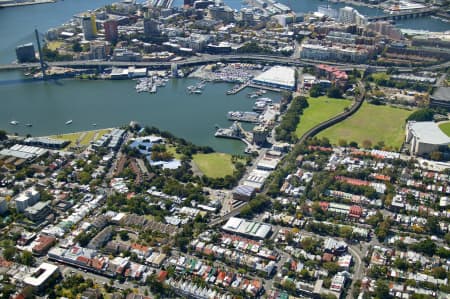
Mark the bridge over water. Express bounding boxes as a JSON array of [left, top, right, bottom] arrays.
[[368, 8, 437, 22]]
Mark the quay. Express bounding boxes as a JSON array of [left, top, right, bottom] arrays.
[[226, 82, 249, 95], [214, 122, 255, 153], [227, 111, 260, 123]]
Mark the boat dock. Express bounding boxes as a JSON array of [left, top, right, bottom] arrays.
[[227, 111, 260, 123], [214, 122, 256, 153], [226, 82, 249, 95]]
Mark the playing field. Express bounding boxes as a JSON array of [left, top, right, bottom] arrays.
[[295, 96, 352, 138], [318, 103, 414, 150], [193, 153, 235, 178], [438, 122, 450, 137]]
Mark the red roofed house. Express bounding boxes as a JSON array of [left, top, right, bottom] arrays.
[[349, 205, 363, 218]]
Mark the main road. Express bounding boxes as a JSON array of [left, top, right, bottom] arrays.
[[1, 53, 449, 72]]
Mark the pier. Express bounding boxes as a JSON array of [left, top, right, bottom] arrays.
[[226, 82, 249, 95], [214, 122, 256, 152]]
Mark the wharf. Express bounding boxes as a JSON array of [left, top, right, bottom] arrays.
[[226, 82, 249, 95], [227, 111, 260, 123], [214, 122, 255, 153], [248, 83, 284, 93]]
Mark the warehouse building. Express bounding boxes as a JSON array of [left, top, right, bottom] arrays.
[[405, 121, 450, 155], [222, 217, 272, 239], [252, 66, 296, 91], [430, 87, 450, 110]]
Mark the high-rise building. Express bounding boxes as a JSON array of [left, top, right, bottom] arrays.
[[338, 6, 367, 25], [15, 43, 36, 63], [143, 18, 159, 37], [104, 19, 118, 43], [81, 15, 97, 40]]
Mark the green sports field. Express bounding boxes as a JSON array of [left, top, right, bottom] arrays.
[[438, 122, 450, 137], [295, 96, 352, 138], [192, 153, 235, 178], [318, 102, 414, 150]]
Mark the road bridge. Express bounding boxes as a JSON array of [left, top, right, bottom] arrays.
[[368, 7, 437, 22], [1, 54, 449, 75]]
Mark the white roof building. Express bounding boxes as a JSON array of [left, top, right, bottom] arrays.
[[406, 121, 450, 155], [252, 66, 296, 90], [222, 217, 272, 239], [24, 262, 59, 289]]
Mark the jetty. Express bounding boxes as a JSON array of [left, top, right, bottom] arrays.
[[226, 82, 249, 95]]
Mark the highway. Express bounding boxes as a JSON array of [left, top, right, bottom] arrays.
[[1, 54, 449, 72]]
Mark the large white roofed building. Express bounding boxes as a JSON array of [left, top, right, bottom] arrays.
[[406, 121, 450, 155], [252, 66, 296, 91]]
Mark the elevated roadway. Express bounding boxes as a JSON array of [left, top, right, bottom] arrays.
[[1, 54, 449, 72]]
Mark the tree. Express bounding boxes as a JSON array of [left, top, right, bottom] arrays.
[[0, 130, 7, 141], [392, 258, 408, 271], [327, 86, 343, 98], [20, 251, 34, 266], [412, 239, 437, 256], [406, 108, 434, 122], [338, 226, 353, 240], [431, 266, 447, 279], [3, 246, 16, 261], [338, 139, 348, 147], [323, 262, 339, 275], [362, 139, 372, 149], [375, 280, 391, 299], [310, 85, 322, 97], [72, 41, 82, 52], [119, 231, 129, 241]]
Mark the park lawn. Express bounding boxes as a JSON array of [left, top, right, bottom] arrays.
[[371, 72, 389, 81], [318, 102, 414, 150], [193, 153, 235, 178], [167, 144, 183, 160], [295, 96, 352, 138], [51, 132, 81, 147], [438, 122, 450, 137], [47, 41, 64, 51]]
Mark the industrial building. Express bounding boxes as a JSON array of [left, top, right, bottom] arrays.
[[252, 66, 296, 91], [232, 185, 256, 201], [430, 87, 450, 110], [24, 137, 69, 149], [405, 121, 450, 155], [222, 217, 272, 239], [0, 144, 48, 160]]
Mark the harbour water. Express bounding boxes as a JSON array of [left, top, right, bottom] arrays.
[[0, 74, 279, 154]]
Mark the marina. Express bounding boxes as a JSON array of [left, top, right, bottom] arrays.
[[186, 80, 207, 95], [135, 76, 169, 94], [253, 98, 273, 112]]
